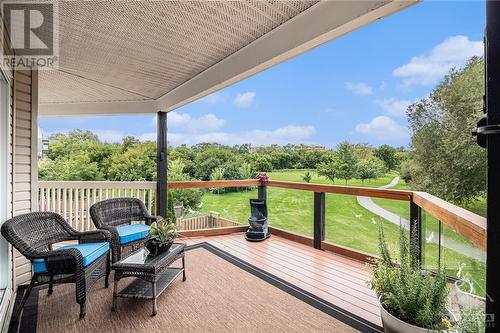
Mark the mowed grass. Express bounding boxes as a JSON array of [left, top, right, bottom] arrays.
[[198, 169, 485, 294]]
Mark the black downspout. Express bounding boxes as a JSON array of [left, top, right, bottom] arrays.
[[156, 111, 168, 218], [485, 1, 500, 331]]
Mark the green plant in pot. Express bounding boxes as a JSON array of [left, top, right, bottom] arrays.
[[457, 308, 485, 333], [369, 223, 455, 332], [145, 218, 176, 256]]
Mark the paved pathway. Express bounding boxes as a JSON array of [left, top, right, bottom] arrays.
[[356, 177, 485, 262]]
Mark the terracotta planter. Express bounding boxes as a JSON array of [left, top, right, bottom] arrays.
[[454, 280, 486, 310], [379, 296, 457, 333]]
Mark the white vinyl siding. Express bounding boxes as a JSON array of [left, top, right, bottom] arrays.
[[11, 70, 37, 286]]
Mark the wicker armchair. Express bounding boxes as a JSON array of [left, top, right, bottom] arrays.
[[1, 212, 111, 320], [89, 198, 157, 263]]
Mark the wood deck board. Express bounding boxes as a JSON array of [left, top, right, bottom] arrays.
[[181, 233, 382, 327], [208, 238, 379, 312], [218, 236, 376, 300]]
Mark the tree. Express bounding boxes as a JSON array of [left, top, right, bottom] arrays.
[[193, 148, 235, 180], [302, 171, 312, 183], [317, 155, 340, 183], [251, 155, 273, 172], [167, 159, 203, 210], [336, 142, 359, 185], [210, 167, 225, 195], [57, 154, 104, 180], [406, 57, 485, 203], [356, 157, 385, 183], [238, 162, 255, 179], [374, 145, 399, 171], [107, 142, 156, 181], [400, 159, 419, 184]]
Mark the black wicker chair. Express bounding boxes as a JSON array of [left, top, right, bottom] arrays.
[[1, 212, 111, 320], [89, 198, 157, 263]]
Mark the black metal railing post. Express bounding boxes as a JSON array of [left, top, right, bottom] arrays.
[[313, 192, 325, 250], [409, 201, 422, 267], [156, 111, 168, 218], [485, 2, 500, 330]]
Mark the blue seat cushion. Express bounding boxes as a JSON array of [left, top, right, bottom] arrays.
[[116, 224, 150, 245], [33, 242, 109, 273]]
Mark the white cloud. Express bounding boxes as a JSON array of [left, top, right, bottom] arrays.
[[166, 112, 191, 127], [166, 125, 316, 146], [184, 114, 226, 133], [355, 116, 409, 141], [137, 132, 156, 142], [393, 35, 483, 87], [233, 92, 256, 108], [92, 130, 127, 143], [374, 98, 413, 117], [198, 92, 224, 104], [345, 82, 374, 95], [155, 112, 226, 133], [379, 81, 388, 91]]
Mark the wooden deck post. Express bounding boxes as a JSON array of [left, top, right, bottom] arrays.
[[313, 192, 325, 250], [156, 111, 168, 218]]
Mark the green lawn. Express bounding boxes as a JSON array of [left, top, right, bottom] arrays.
[[197, 169, 486, 295]]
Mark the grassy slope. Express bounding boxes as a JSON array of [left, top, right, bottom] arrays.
[[199, 169, 485, 294]]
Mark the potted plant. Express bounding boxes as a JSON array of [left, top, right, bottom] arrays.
[[145, 218, 176, 256], [369, 223, 456, 332], [457, 308, 485, 333]]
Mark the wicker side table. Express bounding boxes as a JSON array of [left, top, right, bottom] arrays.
[[112, 243, 186, 315]]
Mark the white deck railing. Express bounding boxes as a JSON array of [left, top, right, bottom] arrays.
[[39, 181, 157, 231], [38, 181, 241, 232]]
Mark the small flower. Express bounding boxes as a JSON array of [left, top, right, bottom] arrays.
[[256, 172, 270, 184], [441, 317, 453, 330]]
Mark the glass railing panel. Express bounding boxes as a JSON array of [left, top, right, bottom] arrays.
[[191, 187, 256, 227], [265, 187, 314, 238], [324, 193, 408, 257]]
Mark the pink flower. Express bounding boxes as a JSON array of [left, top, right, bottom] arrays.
[[256, 172, 270, 184]]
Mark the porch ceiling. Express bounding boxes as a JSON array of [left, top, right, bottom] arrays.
[[38, 0, 418, 116]]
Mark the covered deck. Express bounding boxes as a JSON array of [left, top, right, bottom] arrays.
[[3, 1, 498, 332], [12, 178, 484, 333]]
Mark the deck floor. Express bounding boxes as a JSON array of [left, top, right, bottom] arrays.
[[182, 233, 381, 327]]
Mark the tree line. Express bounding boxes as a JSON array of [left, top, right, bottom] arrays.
[[39, 133, 403, 208], [39, 134, 403, 184]]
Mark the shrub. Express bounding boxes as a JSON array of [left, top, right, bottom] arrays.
[[302, 171, 312, 183]]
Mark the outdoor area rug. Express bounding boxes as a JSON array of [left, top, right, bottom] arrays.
[[11, 243, 382, 333]]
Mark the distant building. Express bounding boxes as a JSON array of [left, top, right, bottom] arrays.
[[38, 128, 49, 159], [296, 144, 326, 151], [249, 144, 326, 154]]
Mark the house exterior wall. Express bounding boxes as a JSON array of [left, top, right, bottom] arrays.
[[0, 19, 38, 327], [11, 70, 37, 286]]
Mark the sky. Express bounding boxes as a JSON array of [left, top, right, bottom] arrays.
[[39, 1, 486, 149]]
